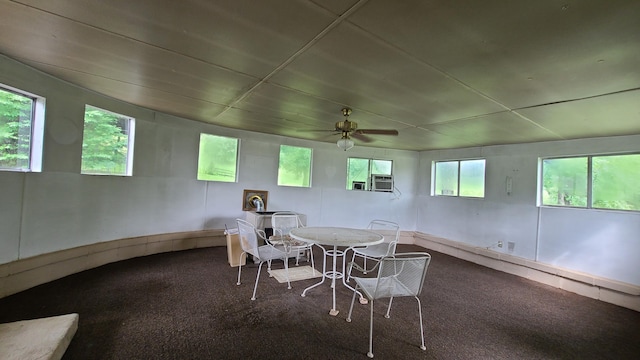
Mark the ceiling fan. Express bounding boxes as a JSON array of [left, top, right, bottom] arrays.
[[331, 108, 399, 150]]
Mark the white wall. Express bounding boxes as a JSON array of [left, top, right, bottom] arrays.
[[0, 55, 418, 264], [2, 53, 638, 288], [417, 136, 640, 286]]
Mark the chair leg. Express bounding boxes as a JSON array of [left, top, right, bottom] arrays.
[[284, 256, 291, 290], [368, 299, 375, 358], [346, 251, 357, 282], [309, 246, 315, 271], [346, 285, 358, 323], [236, 252, 246, 285], [251, 262, 265, 301], [385, 297, 394, 318], [416, 296, 426, 351]]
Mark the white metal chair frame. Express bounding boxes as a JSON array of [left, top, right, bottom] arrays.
[[346, 252, 432, 358], [270, 212, 315, 269], [235, 218, 291, 301], [347, 220, 400, 282]]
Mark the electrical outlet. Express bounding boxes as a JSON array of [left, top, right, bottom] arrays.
[[497, 241, 503, 248]]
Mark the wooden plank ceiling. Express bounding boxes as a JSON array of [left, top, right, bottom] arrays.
[[0, 0, 638, 151]]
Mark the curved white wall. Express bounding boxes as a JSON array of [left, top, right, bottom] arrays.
[[0, 55, 418, 264], [417, 136, 640, 286]]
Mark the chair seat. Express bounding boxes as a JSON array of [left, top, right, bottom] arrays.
[[354, 276, 414, 300], [269, 235, 309, 248], [249, 244, 287, 261], [352, 243, 391, 258]]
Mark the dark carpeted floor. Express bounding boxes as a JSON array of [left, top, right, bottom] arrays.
[[1, 244, 639, 359]]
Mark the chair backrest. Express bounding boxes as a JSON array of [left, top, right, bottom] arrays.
[[271, 212, 303, 238], [236, 218, 261, 258], [367, 220, 400, 253], [373, 252, 431, 299]]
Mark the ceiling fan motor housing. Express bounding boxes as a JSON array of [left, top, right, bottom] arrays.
[[335, 120, 358, 132]]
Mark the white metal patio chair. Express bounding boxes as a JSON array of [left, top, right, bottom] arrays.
[[270, 212, 315, 268], [346, 252, 432, 358], [236, 218, 291, 300], [347, 220, 400, 282]]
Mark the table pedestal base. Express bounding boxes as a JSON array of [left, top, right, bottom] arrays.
[[301, 245, 363, 316]]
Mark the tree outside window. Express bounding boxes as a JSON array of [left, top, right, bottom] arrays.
[[542, 154, 640, 211], [0, 85, 44, 172], [197, 133, 238, 182], [278, 145, 312, 187], [81, 105, 134, 176]]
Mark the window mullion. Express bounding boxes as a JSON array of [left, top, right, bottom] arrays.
[[586, 156, 593, 208]]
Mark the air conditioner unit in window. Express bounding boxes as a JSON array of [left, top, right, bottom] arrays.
[[370, 175, 394, 192]]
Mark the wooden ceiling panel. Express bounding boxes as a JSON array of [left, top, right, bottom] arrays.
[[12, 0, 336, 78], [518, 90, 640, 139], [424, 112, 563, 146], [269, 22, 506, 127], [0, 0, 638, 151], [349, 0, 640, 109]]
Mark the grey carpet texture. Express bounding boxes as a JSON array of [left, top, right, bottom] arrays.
[[0, 244, 638, 359]]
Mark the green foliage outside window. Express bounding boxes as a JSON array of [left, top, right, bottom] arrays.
[[543, 154, 640, 211], [81, 105, 132, 175], [434, 159, 485, 197], [278, 145, 311, 187], [197, 134, 238, 182], [0, 88, 33, 170], [592, 154, 640, 210], [542, 157, 588, 207]]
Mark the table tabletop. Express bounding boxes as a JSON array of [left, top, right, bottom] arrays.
[[290, 226, 383, 247]]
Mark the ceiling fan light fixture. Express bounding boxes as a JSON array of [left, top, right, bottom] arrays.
[[337, 137, 354, 151]]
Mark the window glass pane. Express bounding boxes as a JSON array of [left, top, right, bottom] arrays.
[[0, 88, 33, 170], [435, 161, 458, 196], [542, 157, 587, 207], [592, 154, 640, 211], [81, 105, 134, 175], [460, 159, 485, 197], [371, 159, 392, 175], [197, 134, 238, 182], [278, 145, 312, 187], [347, 158, 370, 190]]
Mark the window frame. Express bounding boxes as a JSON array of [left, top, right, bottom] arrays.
[[431, 158, 486, 198], [81, 104, 135, 176], [0, 84, 45, 172], [539, 153, 640, 212], [346, 157, 393, 191], [197, 133, 239, 182], [277, 144, 313, 188]]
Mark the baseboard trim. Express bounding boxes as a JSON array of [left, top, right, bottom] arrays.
[[413, 232, 640, 312], [0, 230, 226, 299]]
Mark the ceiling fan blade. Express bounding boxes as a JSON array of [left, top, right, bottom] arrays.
[[354, 129, 399, 136], [296, 129, 339, 133], [351, 132, 373, 143]]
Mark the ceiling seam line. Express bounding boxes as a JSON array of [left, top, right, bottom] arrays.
[[7, 0, 260, 79], [12, 57, 227, 107], [345, 21, 563, 136], [512, 87, 640, 111], [212, 0, 372, 119]]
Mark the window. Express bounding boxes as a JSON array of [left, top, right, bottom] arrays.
[[541, 154, 640, 211], [81, 105, 135, 175], [347, 157, 393, 190], [433, 159, 485, 197], [197, 133, 239, 182], [278, 145, 312, 187], [0, 85, 45, 172]]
